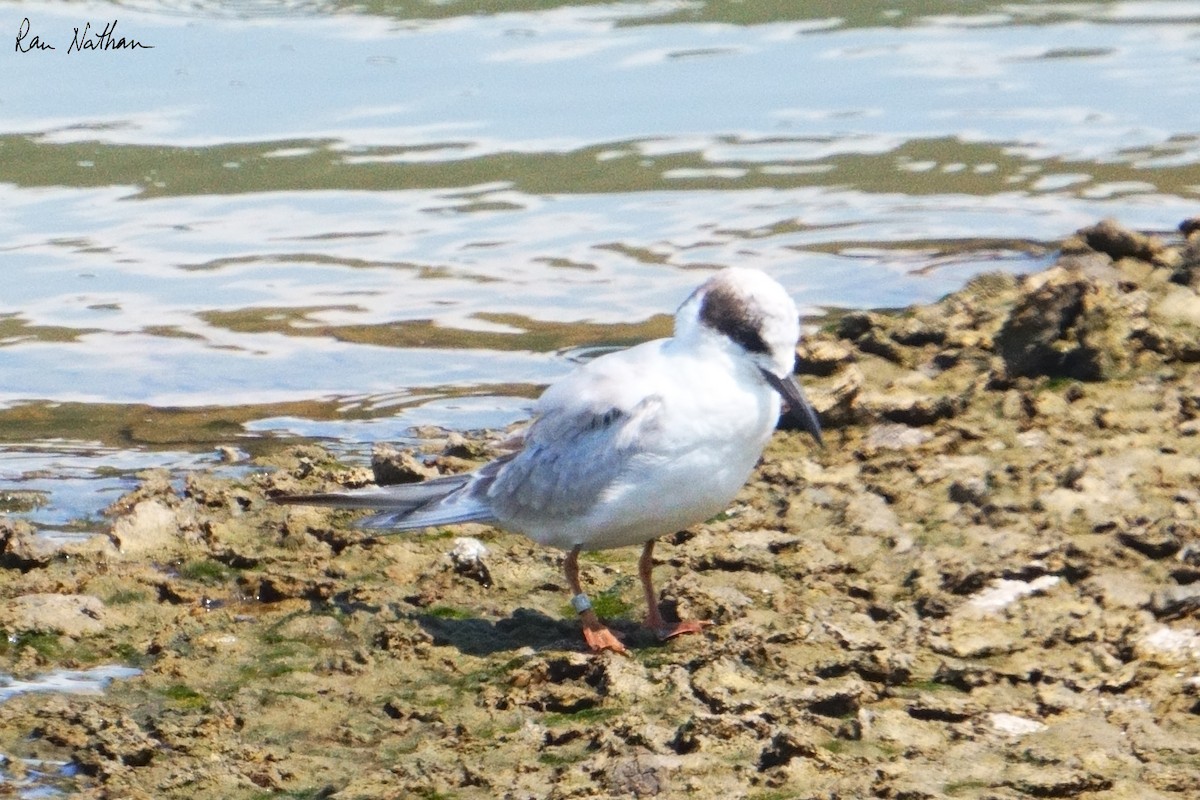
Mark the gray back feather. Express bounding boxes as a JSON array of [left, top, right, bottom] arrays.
[[487, 394, 663, 522]]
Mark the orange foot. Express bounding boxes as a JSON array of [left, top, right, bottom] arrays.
[[652, 619, 713, 641], [582, 624, 627, 654]]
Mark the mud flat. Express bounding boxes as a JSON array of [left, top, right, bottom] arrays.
[[2, 218, 1200, 799]]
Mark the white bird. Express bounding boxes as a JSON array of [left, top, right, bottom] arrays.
[[275, 267, 822, 653]]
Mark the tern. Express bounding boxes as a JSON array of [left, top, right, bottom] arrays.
[[275, 267, 822, 653]]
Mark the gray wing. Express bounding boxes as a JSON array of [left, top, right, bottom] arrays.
[[486, 391, 664, 522]]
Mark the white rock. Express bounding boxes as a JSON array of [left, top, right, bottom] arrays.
[[966, 576, 1060, 614], [449, 536, 489, 565], [990, 712, 1047, 738]]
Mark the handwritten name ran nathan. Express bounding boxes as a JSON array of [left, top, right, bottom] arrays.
[[15, 18, 154, 53]]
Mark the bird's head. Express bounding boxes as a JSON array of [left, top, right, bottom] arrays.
[[676, 267, 823, 446]]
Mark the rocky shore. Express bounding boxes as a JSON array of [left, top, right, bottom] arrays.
[[2, 218, 1199, 799]]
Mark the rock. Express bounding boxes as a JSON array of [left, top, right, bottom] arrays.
[[371, 442, 438, 485], [109, 499, 181, 555], [995, 268, 1087, 377], [689, 657, 769, 713], [595, 655, 657, 704], [215, 445, 243, 463], [1170, 236, 1200, 288], [104, 469, 176, 517], [757, 731, 816, 770], [844, 491, 903, 538], [795, 337, 854, 376], [989, 712, 1046, 738], [40, 700, 158, 776], [1, 518, 57, 569], [441, 432, 489, 459], [0, 593, 114, 636], [856, 329, 907, 364], [1148, 585, 1200, 620], [890, 316, 947, 347], [275, 614, 347, 644], [836, 311, 877, 340], [995, 267, 1131, 380], [0, 490, 48, 513], [7, 216, 1200, 800], [1004, 766, 1113, 797], [948, 477, 989, 506], [1077, 218, 1166, 263], [1118, 520, 1182, 559], [858, 390, 962, 426], [607, 752, 674, 797], [447, 536, 492, 587], [865, 423, 933, 451], [1154, 284, 1200, 328], [1081, 570, 1154, 610], [808, 363, 862, 428]]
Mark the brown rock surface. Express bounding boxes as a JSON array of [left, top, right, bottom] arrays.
[[2, 218, 1200, 799]]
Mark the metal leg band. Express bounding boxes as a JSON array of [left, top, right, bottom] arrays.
[[570, 593, 593, 615]]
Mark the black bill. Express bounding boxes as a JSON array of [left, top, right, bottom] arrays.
[[760, 368, 824, 447]]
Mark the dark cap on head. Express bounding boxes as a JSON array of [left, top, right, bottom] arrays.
[[698, 282, 770, 355]]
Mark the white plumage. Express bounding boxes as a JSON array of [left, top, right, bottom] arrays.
[[276, 266, 822, 653]]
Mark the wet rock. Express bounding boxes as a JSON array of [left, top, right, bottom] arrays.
[[1148, 585, 1200, 620], [0, 490, 48, 514], [858, 390, 962, 426], [995, 269, 1088, 377], [795, 337, 854, 376], [446, 536, 492, 588], [948, 476, 989, 506], [104, 469, 177, 517], [1003, 766, 1113, 798], [808, 363, 862, 428], [7, 217, 1200, 800], [109, 499, 182, 555], [1118, 519, 1183, 559], [0, 593, 115, 636], [1, 518, 57, 569], [183, 472, 251, 512], [689, 657, 769, 713], [371, 442, 438, 485], [836, 311, 877, 340], [1076, 218, 1166, 264], [757, 730, 816, 770], [441, 431, 489, 459], [607, 751, 673, 797], [844, 491, 903, 538], [995, 267, 1132, 380], [864, 423, 933, 451]]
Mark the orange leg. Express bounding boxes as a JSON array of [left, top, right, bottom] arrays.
[[564, 545, 626, 654], [639, 540, 712, 641]]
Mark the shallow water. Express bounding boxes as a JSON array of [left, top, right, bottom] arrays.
[[0, 664, 131, 798], [0, 664, 143, 703], [2, 0, 1199, 531]]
